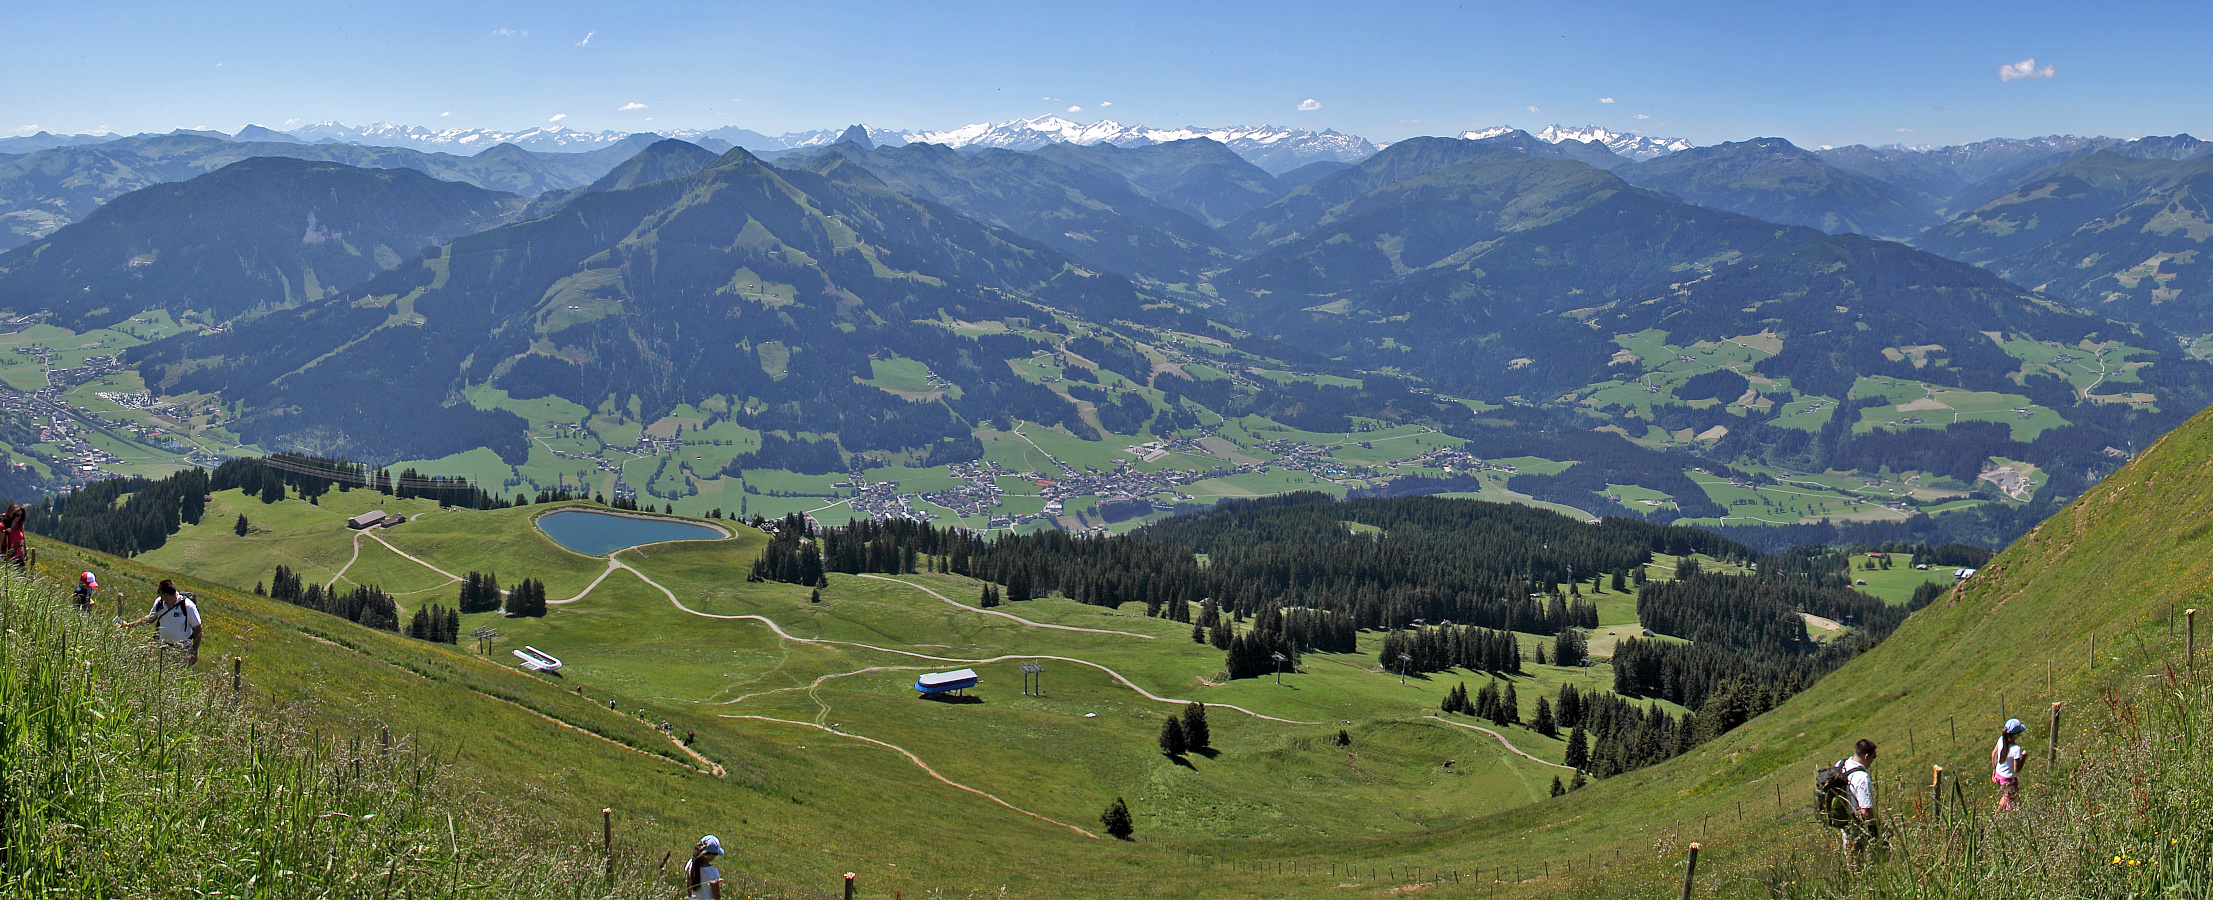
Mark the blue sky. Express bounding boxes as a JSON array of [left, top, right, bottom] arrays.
[[6, 0, 2205, 148]]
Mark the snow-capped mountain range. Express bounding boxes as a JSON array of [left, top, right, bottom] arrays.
[[1462, 124, 1691, 161], [264, 116, 1381, 174]]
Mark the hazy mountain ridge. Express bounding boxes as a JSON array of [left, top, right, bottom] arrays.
[[0, 132, 662, 250], [786, 140, 1242, 287], [0, 157, 527, 329]]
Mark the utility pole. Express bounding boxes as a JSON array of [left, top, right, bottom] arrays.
[[1398, 653, 1413, 684], [1272, 652, 1288, 685]]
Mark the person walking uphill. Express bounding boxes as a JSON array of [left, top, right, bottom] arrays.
[[1992, 718, 2028, 811], [120, 579, 201, 665], [683, 835, 725, 899], [1821, 739, 1879, 865]]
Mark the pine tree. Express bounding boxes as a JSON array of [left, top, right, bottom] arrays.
[[1550, 776, 1566, 797], [1181, 702, 1210, 752], [1190, 622, 1205, 643], [1501, 683, 1519, 726], [1101, 797, 1134, 839], [1535, 643, 1548, 666], [809, 588, 821, 604], [1335, 729, 1352, 747], [1564, 727, 1590, 771], [1571, 770, 1588, 791], [1158, 716, 1187, 757], [1532, 697, 1556, 737], [253, 582, 265, 596]]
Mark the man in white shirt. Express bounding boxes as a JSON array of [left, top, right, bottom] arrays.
[[121, 579, 201, 664], [1838, 738, 1879, 863]]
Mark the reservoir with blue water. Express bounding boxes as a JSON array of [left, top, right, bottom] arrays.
[[536, 510, 725, 557]]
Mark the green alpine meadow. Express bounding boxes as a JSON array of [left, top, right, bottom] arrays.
[[6, 4, 2213, 896]]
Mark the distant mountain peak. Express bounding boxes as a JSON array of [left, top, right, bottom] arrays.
[[833, 124, 874, 150], [1533, 124, 1690, 160]]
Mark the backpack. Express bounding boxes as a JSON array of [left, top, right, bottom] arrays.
[[1815, 759, 1856, 827]]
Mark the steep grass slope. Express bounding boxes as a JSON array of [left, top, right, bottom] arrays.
[[1360, 402, 2213, 896]]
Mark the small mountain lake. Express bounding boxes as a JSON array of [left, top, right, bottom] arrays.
[[536, 510, 725, 557]]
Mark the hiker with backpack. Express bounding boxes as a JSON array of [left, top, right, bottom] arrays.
[[73, 571, 99, 608], [1992, 718, 2028, 811], [683, 835, 725, 899], [1818, 739, 1880, 863], [119, 579, 201, 665]]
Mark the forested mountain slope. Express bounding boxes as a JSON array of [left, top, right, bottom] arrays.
[[124, 147, 1146, 462], [1917, 152, 2213, 334], [1362, 393, 2213, 895]]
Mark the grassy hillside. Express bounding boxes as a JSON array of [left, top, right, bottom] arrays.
[[1339, 401, 2213, 896], [52, 493, 1743, 898], [31, 393, 2213, 900]]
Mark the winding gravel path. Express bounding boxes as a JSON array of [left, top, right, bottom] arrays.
[[854, 573, 1154, 639], [721, 714, 1097, 839], [1422, 716, 1575, 770], [610, 558, 1319, 725]]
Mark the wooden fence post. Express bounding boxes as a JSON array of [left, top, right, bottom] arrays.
[[2189, 610, 2198, 670], [1680, 843, 1701, 900], [844, 872, 856, 900], [601, 808, 612, 880], [230, 656, 242, 693], [2047, 703, 2062, 768]]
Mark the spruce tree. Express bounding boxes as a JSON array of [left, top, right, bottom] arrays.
[[1190, 622, 1205, 643], [1181, 702, 1210, 751], [1501, 683, 1519, 726], [1101, 797, 1134, 839], [1550, 776, 1566, 797], [1534, 643, 1547, 666], [1532, 697, 1556, 737], [1158, 716, 1186, 757], [234, 514, 249, 536], [810, 588, 821, 604], [1571, 770, 1588, 791], [1564, 727, 1590, 771]]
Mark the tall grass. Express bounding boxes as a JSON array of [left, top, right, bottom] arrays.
[[0, 566, 664, 899]]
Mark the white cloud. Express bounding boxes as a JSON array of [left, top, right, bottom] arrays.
[[439, 111, 451, 117], [6, 125, 37, 135], [1819, 144, 1834, 150], [576, 31, 594, 47], [548, 113, 567, 122], [1633, 113, 1650, 120], [1067, 105, 1082, 112], [1099, 100, 1112, 106], [1599, 97, 1615, 104], [619, 102, 647, 111], [1998, 58, 2054, 81], [1896, 127, 1916, 133], [1297, 98, 1322, 111], [1525, 104, 1540, 113], [493, 27, 527, 36], [284, 118, 299, 125]]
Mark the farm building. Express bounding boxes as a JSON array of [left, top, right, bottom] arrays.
[[347, 510, 387, 530], [915, 669, 979, 696]]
